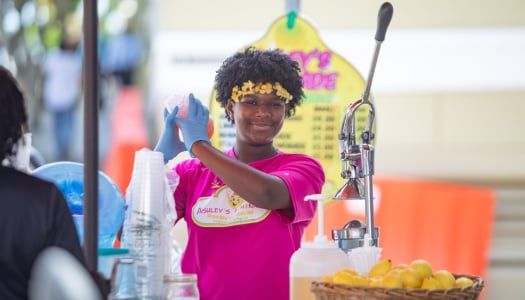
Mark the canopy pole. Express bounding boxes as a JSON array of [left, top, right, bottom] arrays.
[[82, 0, 99, 272]]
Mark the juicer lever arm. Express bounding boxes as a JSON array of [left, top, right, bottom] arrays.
[[362, 2, 393, 104], [375, 2, 394, 42]]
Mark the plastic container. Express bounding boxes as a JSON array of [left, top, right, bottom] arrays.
[[108, 257, 138, 300], [163, 273, 200, 300], [98, 248, 130, 279], [290, 194, 350, 300], [32, 161, 125, 248], [165, 91, 214, 138]]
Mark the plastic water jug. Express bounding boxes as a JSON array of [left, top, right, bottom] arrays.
[[290, 194, 350, 300]]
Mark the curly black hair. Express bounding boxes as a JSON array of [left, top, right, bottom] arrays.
[[214, 47, 304, 122], [0, 65, 28, 163]]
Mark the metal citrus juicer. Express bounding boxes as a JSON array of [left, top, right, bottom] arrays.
[[331, 2, 393, 253]]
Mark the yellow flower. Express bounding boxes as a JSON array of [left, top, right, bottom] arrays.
[[231, 86, 242, 102], [230, 81, 293, 103], [241, 80, 255, 94], [274, 82, 293, 102], [257, 82, 273, 94]]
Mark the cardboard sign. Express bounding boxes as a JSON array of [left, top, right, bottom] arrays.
[[209, 13, 372, 196]]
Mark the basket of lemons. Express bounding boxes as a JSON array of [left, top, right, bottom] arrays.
[[311, 259, 484, 300]]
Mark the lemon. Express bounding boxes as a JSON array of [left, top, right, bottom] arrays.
[[369, 259, 392, 278], [421, 277, 443, 289], [333, 272, 368, 286], [400, 267, 423, 288], [388, 264, 408, 276], [320, 275, 333, 283], [433, 270, 456, 289], [333, 272, 353, 285], [381, 273, 403, 288], [368, 277, 383, 287], [455, 276, 474, 288], [338, 267, 359, 276], [409, 259, 433, 280], [387, 268, 403, 276], [349, 274, 369, 286], [392, 263, 408, 271]]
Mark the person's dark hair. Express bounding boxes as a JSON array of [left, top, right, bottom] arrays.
[[214, 47, 304, 122], [0, 65, 27, 162]]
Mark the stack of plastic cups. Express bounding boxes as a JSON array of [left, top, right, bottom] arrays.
[[123, 149, 166, 299]]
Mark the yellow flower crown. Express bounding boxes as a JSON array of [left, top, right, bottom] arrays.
[[231, 81, 293, 103]]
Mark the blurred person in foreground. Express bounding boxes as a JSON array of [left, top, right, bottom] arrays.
[[0, 66, 86, 299], [155, 48, 324, 300]]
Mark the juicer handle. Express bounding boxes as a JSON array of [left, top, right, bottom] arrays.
[[375, 2, 393, 42]]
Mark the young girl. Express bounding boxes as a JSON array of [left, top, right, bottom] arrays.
[[155, 48, 325, 300]]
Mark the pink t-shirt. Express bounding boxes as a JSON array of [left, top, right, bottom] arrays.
[[173, 148, 324, 300]]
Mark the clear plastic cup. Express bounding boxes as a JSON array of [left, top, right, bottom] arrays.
[[165, 92, 214, 138], [98, 248, 131, 279], [128, 150, 166, 224]]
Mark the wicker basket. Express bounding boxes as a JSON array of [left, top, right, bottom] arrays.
[[311, 274, 484, 300]]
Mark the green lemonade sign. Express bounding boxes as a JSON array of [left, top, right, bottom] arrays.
[[209, 14, 372, 196]]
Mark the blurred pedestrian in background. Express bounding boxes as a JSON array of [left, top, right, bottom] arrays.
[[41, 35, 83, 162], [101, 24, 144, 87]]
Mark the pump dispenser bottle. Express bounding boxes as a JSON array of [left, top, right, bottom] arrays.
[[290, 194, 350, 300]]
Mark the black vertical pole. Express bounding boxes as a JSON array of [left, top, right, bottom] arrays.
[[83, 0, 99, 271]]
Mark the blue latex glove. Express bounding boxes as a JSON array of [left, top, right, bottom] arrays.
[[154, 106, 187, 163], [175, 93, 211, 157]]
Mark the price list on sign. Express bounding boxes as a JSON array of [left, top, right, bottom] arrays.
[[274, 104, 338, 164], [209, 14, 373, 196]]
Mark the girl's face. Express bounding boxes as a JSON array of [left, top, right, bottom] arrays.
[[226, 93, 289, 145]]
